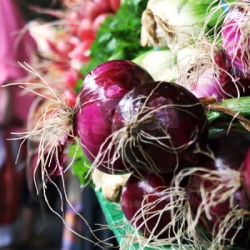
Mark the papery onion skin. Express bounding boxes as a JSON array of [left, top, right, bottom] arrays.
[[112, 81, 209, 174], [192, 45, 250, 99], [191, 68, 226, 101], [27, 144, 66, 195], [223, 70, 250, 98], [213, 48, 250, 98], [75, 60, 154, 174], [221, 4, 250, 77], [186, 129, 250, 242]]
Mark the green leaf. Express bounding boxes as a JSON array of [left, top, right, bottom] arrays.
[[68, 142, 91, 186], [80, 0, 149, 79]]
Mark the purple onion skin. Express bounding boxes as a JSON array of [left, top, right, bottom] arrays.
[[213, 49, 250, 98], [191, 68, 226, 101], [121, 171, 176, 239], [75, 60, 154, 174], [187, 129, 250, 240], [112, 81, 209, 174], [222, 5, 250, 78], [29, 144, 65, 187]]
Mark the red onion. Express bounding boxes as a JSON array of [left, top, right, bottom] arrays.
[[191, 46, 250, 99], [25, 142, 66, 199], [191, 68, 226, 101], [75, 60, 154, 174], [121, 170, 187, 242], [185, 129, 250, 248], [110, 81, 209, 174], [30, 145, 65, 182], [221, 2, 250, 77], [174, 47, 229, 101]]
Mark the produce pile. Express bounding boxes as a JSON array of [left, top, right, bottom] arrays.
[[15, 0, 250, 249]]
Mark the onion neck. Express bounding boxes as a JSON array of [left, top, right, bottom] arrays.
[[242, 149, 250, 206]]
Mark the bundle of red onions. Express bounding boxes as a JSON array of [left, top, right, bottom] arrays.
[[75, 60, 154, 174], [19, 1, 250, 243], [177, 129, 250, 249], [221, 1, 250, 78], [103, 3, 250, 247], [170, 0, 250, 103], [18, 47, 250, 250]]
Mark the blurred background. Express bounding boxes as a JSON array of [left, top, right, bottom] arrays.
[[0, 0, 120, 249]]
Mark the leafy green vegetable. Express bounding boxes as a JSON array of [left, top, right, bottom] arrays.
[[80, 0, 150, 78], [68, 142, 92, 186]]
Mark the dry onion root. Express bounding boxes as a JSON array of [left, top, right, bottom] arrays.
[[114, 128, 250, 250], [173, 129, 250, 249], [92, 81, 208, 175], [9, 63, 77, 187], [7, 63, 115, 249], [174, 167, 244, 249], [119, 170, 192, 250]]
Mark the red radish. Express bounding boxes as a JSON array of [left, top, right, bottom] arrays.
[[77, 18, 96, 41], [47, 37, 78, 60], [68, 39, 94, 63], [109, 81, 209, 174], [63, 88, 77, 107], [109, 0, 121, 12], [83, 0, 112, 20], [78, 29, 95, 42], [66, 11, 80, 35], [93, 12, 113, 31], [63, 69, 83, 88], [75, 60, 154, 174]]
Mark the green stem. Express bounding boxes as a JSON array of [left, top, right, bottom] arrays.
[[207, 97, 250, 124]]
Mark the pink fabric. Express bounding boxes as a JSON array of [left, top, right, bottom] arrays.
[[0, 0, 37, 128], [0, 0, 37, 86], [12, 86, 34, 127]]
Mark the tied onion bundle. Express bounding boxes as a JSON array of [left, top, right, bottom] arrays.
[[13, 0, 250, 249]]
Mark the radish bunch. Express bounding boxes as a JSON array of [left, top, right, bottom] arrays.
[[46, 0, 121, 78], [29, 0, 121, 110]]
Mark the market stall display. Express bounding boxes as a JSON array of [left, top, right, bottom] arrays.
[[7, 0, 250, 249]]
